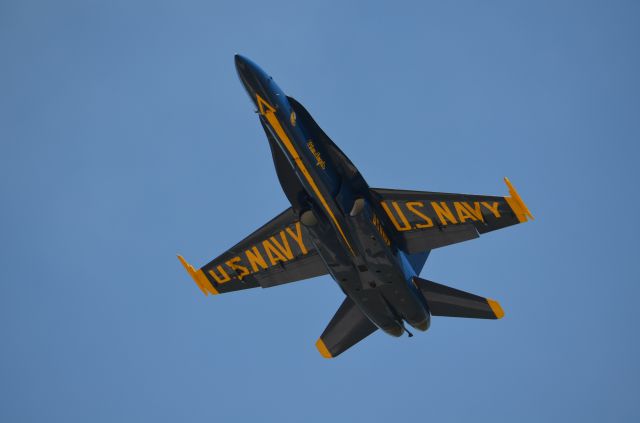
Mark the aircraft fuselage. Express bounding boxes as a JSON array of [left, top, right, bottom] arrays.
[[235, 55, 430, 336]]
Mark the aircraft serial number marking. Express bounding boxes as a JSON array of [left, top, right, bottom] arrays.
[[381, 200, 503, 232], [207, 221, 308, 284]]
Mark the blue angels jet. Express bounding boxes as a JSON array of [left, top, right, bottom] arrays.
[[178, 55, 533, 358]]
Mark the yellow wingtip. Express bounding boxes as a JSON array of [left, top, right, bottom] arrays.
[[504, 177, 534, 223], [315, 339, 333, 359], [487, 299, 505, 319], [177, 254, 189, 270], [177, 254, 218, 296]]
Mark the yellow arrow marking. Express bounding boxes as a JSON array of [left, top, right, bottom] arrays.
[[256, 94, 275, 115], [256, 93, 355, 256]]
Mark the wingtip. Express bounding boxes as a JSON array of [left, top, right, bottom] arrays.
[[487, 298, 505, 319], [503, 177, 534, 222], [177, 254, 194, 273], [315, 339, 333, 359], [177, 254, 217, 296]]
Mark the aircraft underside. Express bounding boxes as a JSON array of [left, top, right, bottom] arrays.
[[178, 54, 533, 358]]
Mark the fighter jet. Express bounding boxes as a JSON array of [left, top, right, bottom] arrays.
[[178, 55, 533, 358]]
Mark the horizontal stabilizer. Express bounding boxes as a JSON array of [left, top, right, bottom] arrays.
[[316, 296, 378, 358], [413, 277, 504, 319]]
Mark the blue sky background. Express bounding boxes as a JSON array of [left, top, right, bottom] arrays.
[[1, 1, 639, 421]]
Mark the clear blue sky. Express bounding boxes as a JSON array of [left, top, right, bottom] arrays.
[[1, 1, 639, 421]]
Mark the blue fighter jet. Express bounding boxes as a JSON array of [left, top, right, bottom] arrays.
[[178, 55, 533, 358]]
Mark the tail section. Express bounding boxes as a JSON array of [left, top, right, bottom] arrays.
[[316, 296, 378, 358], [413, 277, 504, 319]]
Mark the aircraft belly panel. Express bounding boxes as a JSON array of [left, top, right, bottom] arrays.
[[305, 197, 429, 335]]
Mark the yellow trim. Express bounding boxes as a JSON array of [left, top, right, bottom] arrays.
[[503, 177, 534, 223], [487, 298, 505, 319], [177, 255, 219, 296], [257, 94, 356, 256], [315, 338, 333, 358]]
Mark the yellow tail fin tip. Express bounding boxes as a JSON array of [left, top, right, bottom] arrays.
[[315, 339, 333, 358], [487, 299, 505, 319]]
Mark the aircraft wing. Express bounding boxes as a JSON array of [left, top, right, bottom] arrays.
[[178, 208, 328, 295], [370, 178, 533, 254]]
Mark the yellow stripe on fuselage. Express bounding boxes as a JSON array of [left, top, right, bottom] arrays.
[[256, 94, 355, 256]]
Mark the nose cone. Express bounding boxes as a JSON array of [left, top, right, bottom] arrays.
[[234, 54, 267, 99], [234, 54, 287, 114], [234, 54, 249, 73], [234, 54, 252, 87]]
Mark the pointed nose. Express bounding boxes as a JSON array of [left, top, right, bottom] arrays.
[[234, 54, 264, 98], [234, 54, 248, 71], [233, 55, 286, 113], [234, 54, 260, 82]]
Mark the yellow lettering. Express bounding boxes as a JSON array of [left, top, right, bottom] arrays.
[[208, 265, 231, 284], [406, 201, 434, 228], [372, 214, 391, 246], [380, 201, 412, 231], [245, 246, 268, 273], [481, 201, 501, 218], [307, 140, 326, 169], [286, 222, 308, 255], [226, 256, 250, 280], [462, 202, 485, 222], [431, 202, 458, 225], [263, 239, 288, 265], [270, 231, 294, 261], [454, 202, 476, 223]]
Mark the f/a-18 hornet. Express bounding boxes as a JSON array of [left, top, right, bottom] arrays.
[[178, 55, 533, 358]]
